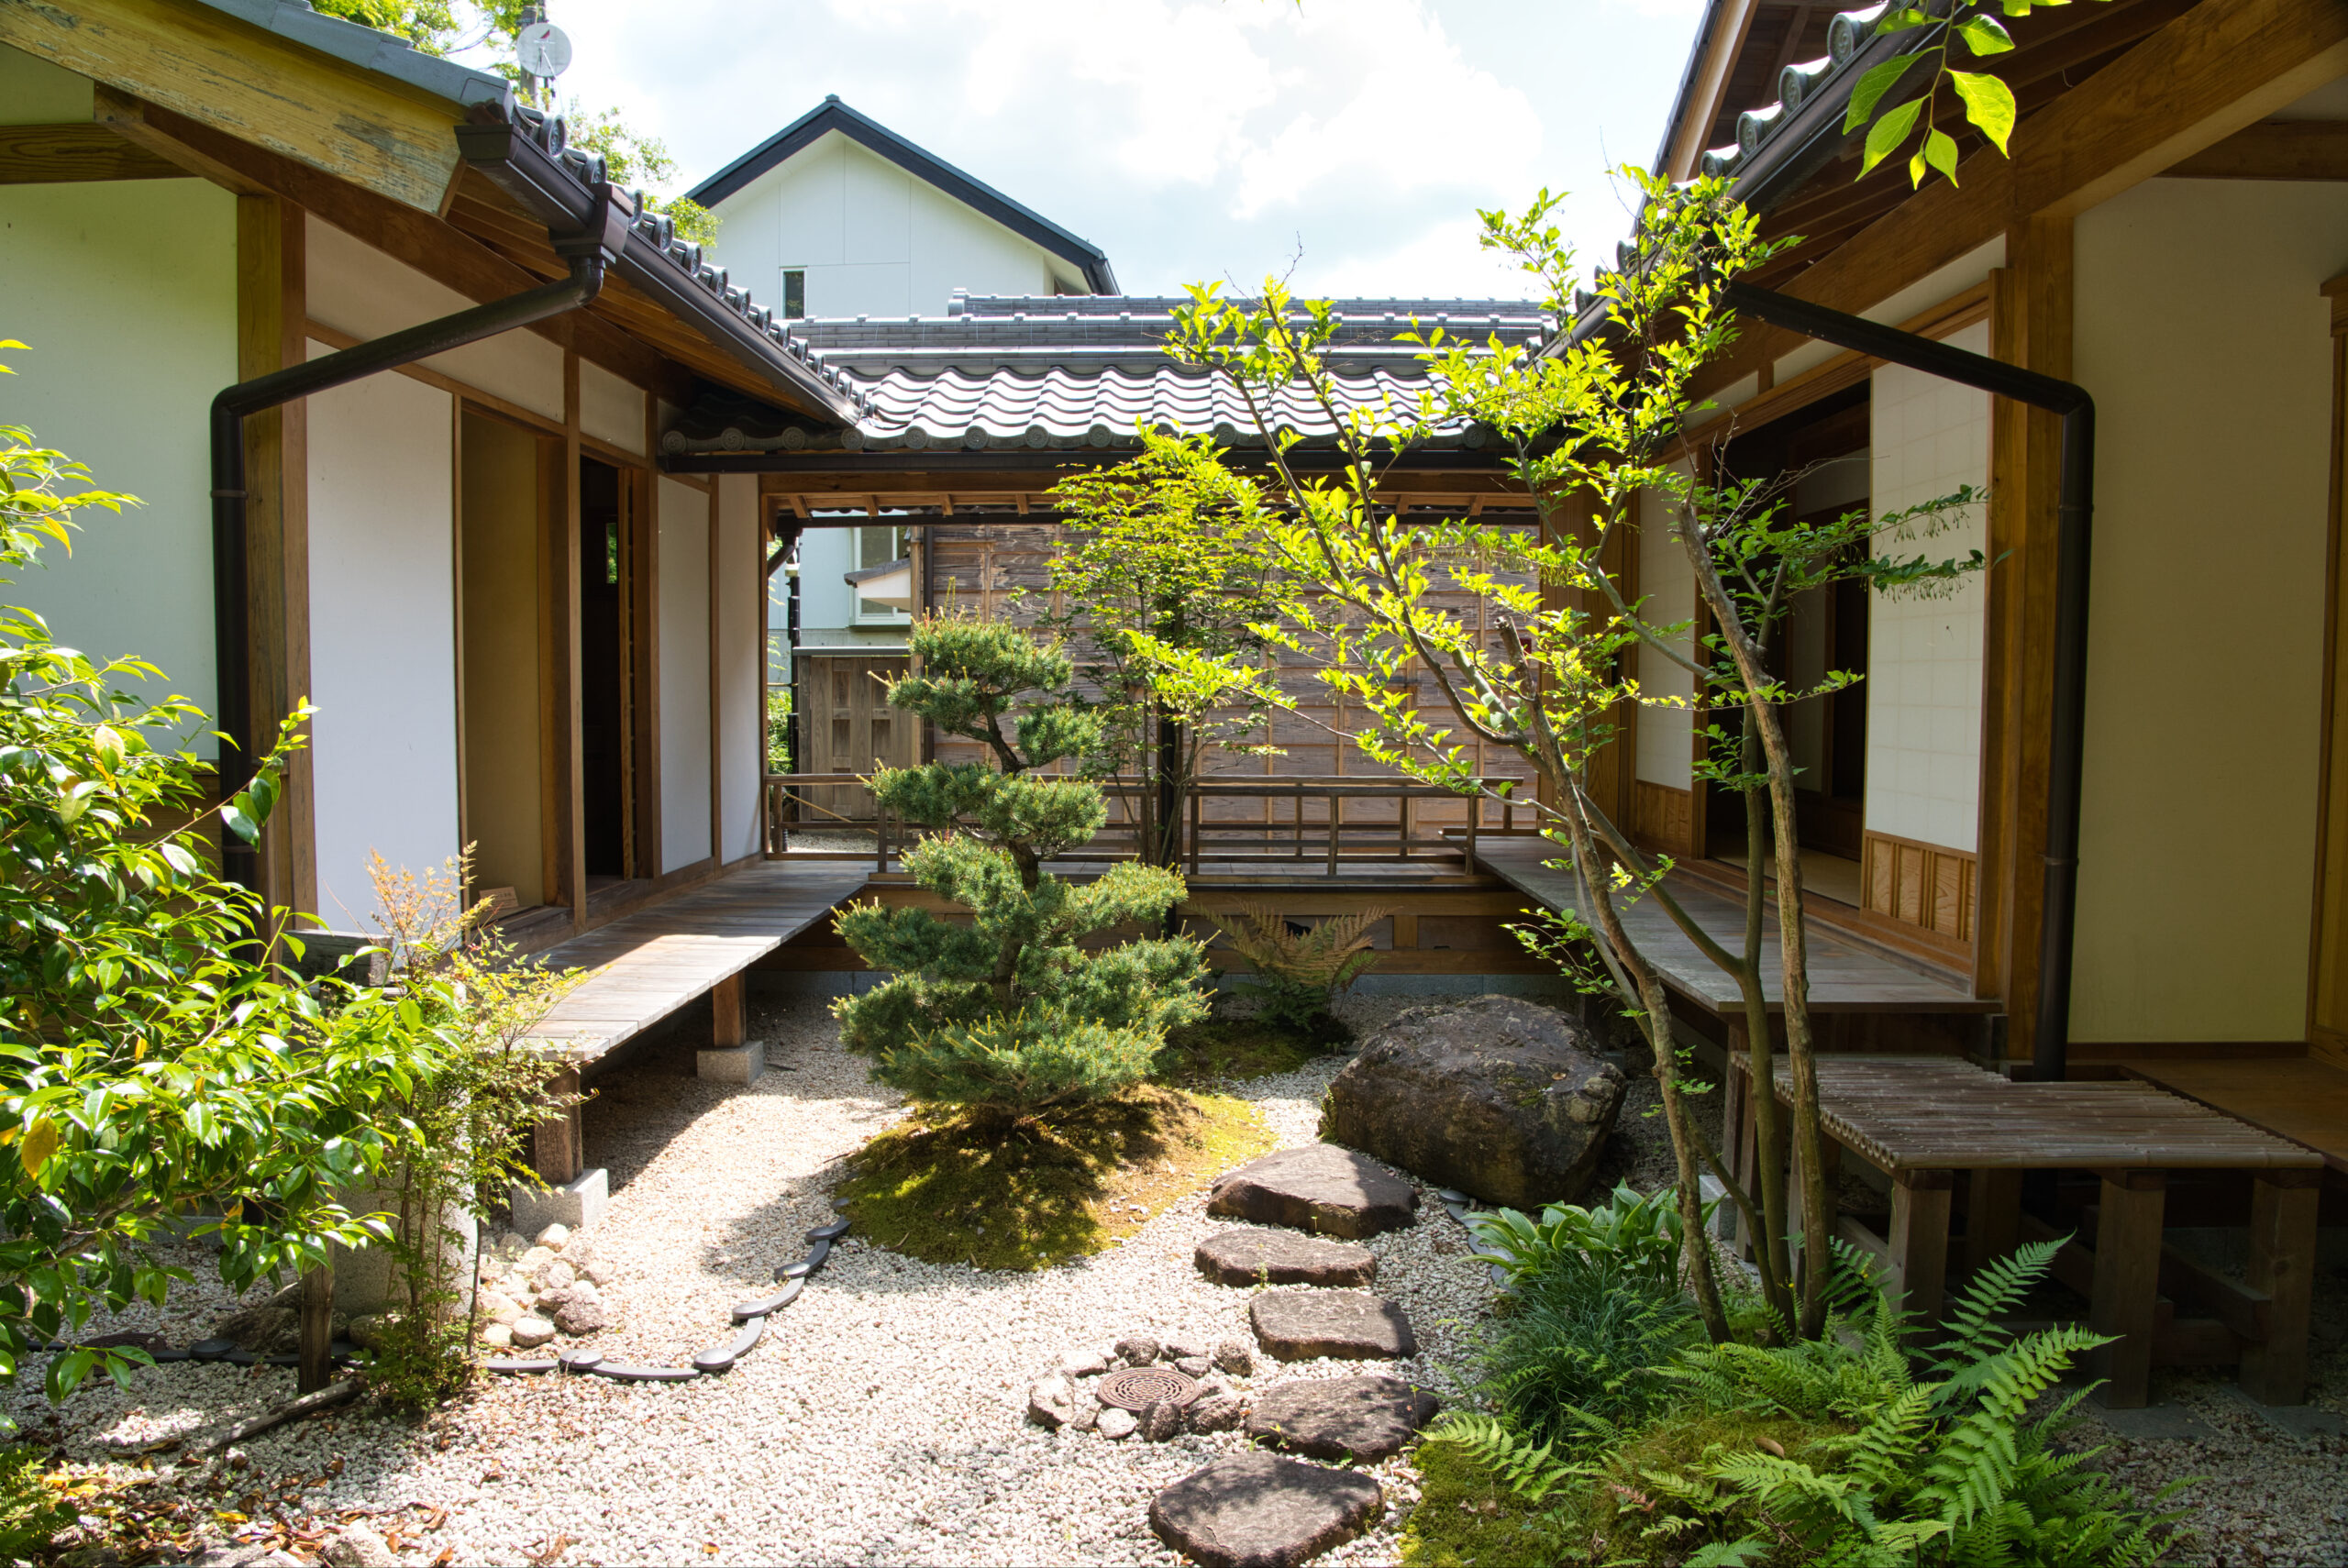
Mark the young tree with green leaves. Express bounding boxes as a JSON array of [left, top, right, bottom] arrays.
[[1162, 172, 1980, 1340], [832, 616, 1210, 1120], [1844, 0, 2113, 188], [1039, 434, 1282, 869], [0, 340, 460, 1403]]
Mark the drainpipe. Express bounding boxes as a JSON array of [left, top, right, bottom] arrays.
[[208, 208, 625, 900], [1717, 282, 2096, 1083]]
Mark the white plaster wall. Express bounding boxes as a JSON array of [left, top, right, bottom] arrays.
[[710, 130, 1071, 318], [306, 215, 564, 421], [1774, 238, 2007, 386], [1865, 320, 1991, 853], [2071, 179, 2348, 1043], [716, 475, 764, 862], [659, 478, 713, 872], [1634, 482, 1696, 789], [0, 178, 236, 724], [0, 41, 94, 120], [306, 354, 459, 928], [578, 359, 644, 454]]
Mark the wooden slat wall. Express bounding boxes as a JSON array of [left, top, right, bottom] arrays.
[[1862, 829, 1978, 946], [1633, 782, 1694, 859], [925, 521, 1541, 818]]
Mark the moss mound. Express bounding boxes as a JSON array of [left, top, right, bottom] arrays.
[[1154, 1016, 1346, 1084], [838, 1085, 1277, 1271], [1398, 1441, 1574, 1568]]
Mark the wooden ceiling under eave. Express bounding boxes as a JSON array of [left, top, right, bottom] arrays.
[[442, 164, 824, 417], [1737, 0, 2194, 291]]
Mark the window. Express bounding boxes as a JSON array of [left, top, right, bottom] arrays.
[[853, 523, 910, 624], [783, 269, 806, 319]]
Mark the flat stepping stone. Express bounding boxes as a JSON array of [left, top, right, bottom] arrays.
[[1196, 1227, 1378, 1288], [1207, 1146, 1417, 1239], [1249, 1290, 1416, 1362], [1149, 1452, 1382, 1568], [1246, 1375, 1438, 1462]]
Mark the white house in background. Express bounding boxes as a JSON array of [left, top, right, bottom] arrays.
[[685, 97, 1119, 685]]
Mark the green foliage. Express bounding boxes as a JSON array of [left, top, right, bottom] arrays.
[[1153, 1016, 1335, 1084], [1844, 1, 2114, 187], [1399, 1431, 1578, 1567], [1209, 900, 1388, 1038], [1040, 432, 1283, 866], [766, 680, 793, 773], [1468, 1182, 1698, 1298], [833, 616, 1209, 1115], [353, 854, 581, 1406], [0, 342, 466, 1409], [0, 1445, 69, 1558]]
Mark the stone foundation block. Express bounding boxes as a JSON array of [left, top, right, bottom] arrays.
[[697, 1042, 767, 1085], [513, 1167, 608, 1233]]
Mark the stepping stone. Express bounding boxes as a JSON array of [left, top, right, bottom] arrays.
[[692, 1316, 765, 1374], [1196, 1227, 1378, 1288], [1246, 1375, 1438, 1462], [1207, 1147, 1417, 1239], [1149, 1452, 1382, 1568], [1249, 1290, 1416, 1363]]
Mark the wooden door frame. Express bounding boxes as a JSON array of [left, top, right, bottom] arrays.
[[2303, 273, 2348, 1069]]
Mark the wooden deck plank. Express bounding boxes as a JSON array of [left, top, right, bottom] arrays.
[[2117, 1058, 2348, 1177], [1475, 839, 1991, 1015], [521, 862, 867, 1064]]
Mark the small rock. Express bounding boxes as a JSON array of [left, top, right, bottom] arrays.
[[1250, 1290, 1416, 1362], [542, 1259, 576, 1290], [322, 1524, 399, 1568], [1213, 1339, 1256, 1378], [1149, 1453, 1382, 1568], [535, 1223, 571, 1251], [1057, 1349, 1110, 1378], [1069, 1396, 1101, 1433], [496, 1231, 527, 1254], [517, 1245, 556, 1278], [1113, 1334, 1161, 1366], [566, 1279, 603, 1306], [1162, 1336, 1206, 1362], [1175, 1356, 1212, 1379], [473, 1290, 522, 1326], [344, 1313, 396, 1352], [509, 1316, 557, 1350], [213, 1306, 298, 1354], [1097, 1408, 1139, 1441], [1187, 1381, 1247, 1434], [551, 1298, 607, 1336], [481, 1323, 514, 1350], [579, 1259, 615, 1286], [1027, 1375, 1078, 1430], [1138, 1398, 1182, 1441]]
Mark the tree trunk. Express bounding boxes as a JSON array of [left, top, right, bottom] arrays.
[[1738, 717, 1798, 1330], [295, 1259, 334, 1394]]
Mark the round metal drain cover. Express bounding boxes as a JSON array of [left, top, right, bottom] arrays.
[[1097, 1366, 1201, 1409]]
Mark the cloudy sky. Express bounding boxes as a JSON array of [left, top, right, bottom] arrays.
[[531, 0, 1708, 303]]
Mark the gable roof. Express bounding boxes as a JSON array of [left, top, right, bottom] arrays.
[[684, 96, 1119, 294]]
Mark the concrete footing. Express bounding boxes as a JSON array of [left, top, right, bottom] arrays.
[[697, 1042, 767, 1085], [514, 1167, 609, 1232]]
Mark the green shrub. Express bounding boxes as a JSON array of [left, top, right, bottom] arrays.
[[0, 1446, 68, 1558], [1467, 1181, 1695, 1298], [833, 617, 1210, 1117], [1211, 900, 1388, 1041]]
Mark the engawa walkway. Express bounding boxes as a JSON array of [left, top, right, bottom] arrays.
[[522, 861, 869, 1063], [1474, 838, 1990, 1015]]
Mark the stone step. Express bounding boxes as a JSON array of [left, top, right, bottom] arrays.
[[1249, 1289, 1416, 1363], [1246, 1374, 1438, 1463], [1207, 1146, 1418, 1240], [1194, 1227, 1378, 1288], [1148, 1452, 1382, 1568]]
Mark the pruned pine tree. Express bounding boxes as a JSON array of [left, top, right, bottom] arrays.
[[832, 617, 1210, 1118]]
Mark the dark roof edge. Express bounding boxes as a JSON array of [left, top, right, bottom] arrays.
[[457, 106, 866, 425], [685, 97, 1118, 293]]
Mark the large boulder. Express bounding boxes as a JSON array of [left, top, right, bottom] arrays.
[[1320, 995, 1626, 1208]]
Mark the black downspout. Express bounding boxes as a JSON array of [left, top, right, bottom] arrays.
[[1718, 282, 2096, 1084], [208, 234, 615, 900]]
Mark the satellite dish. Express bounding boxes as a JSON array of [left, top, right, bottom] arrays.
[[515, 20, 573, 81]]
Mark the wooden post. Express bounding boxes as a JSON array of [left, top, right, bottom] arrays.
[[294, 1258, 333, 1395], [1888, 1167, 1955, 1331], [712, 972, 746, 1049], [2241, 1168, 2321, 1405], [531, 1065, 583, 1186], [2088, 1167, 2166, 1408], [1965, 1168, 2025, 1275]]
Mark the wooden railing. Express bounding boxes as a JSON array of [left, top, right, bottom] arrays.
[[761, 772, 1545, 877]]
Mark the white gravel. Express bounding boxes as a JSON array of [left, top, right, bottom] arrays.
[[7, 989, 1495, 1567]]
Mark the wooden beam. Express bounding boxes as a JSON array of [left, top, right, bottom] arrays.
[[93, 90, 697, 409], [709, 481, 725, 869], [2088, 1168, 2167, 1408], [0, 121, 182, 182], [1701, 0, 2348, 399], [238, 193, 316, 921], [0, 0, 466, 212], [2240, 1169, 2321, 1405], [2168, 118, 2348, 179]]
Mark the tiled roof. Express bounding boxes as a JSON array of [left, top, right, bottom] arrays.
[[662, 293, 1550, 456]]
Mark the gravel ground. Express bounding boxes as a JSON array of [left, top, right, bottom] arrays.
[[13, 988, 2343, 1567], [8, 988, 1496, 1567]]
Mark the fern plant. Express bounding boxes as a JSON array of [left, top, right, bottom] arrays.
[[1210, 900, 1391, 1039]]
